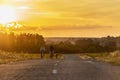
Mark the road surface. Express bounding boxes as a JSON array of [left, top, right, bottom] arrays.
[[0, 54, 120, 80]]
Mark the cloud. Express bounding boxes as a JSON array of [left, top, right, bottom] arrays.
[[2, 0, 120, 27], [0, 25, 112, 32], [9, 26, 42, 31], [16, 0, 120, 27], [41, 25, 112, 31]]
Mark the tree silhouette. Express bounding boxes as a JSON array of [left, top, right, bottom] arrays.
[[0, 32, 45, 53]]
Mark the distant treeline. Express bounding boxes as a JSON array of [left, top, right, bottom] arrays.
[[0, 32, 119, 53], [0, 32, 45, 53], [51, 38, 117, 53]]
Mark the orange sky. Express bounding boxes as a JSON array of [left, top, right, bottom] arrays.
[[0, 0, 120, 37]]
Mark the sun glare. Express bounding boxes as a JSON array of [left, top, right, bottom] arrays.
[[0, 5, 17, 25]]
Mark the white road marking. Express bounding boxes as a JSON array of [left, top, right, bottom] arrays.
[[55, 63, 58, 66], [57, 61, 59, 63], [52, 69, 57, 74]]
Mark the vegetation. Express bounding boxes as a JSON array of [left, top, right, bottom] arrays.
[[0, 32, 118, 53], [80, 50, 120, 65], [0, 50, 63, 64], [49, 38, 117, 53], [0, 50, 40, 64], [0, 32, 119, 65], [0, 32, 45, 53]]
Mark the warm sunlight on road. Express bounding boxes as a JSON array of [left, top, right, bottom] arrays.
[[0, 55, 120, 80]]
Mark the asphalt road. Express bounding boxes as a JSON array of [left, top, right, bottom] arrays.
[[0, 54, 120, 80]]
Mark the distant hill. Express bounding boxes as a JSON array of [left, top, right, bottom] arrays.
[[44, 37, 99, 44], [45, 37, 120, 49]]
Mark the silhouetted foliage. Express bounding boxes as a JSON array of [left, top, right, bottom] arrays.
[[75, 39, 105, 53], [0, 33, 118, 53], [46, 37, 118, 53], [103, 40, 117, 52], [0, 32, 45, 53]]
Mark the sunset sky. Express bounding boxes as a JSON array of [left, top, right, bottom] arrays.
[[0, 0, 120, 37]]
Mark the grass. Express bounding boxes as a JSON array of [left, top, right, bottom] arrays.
[[80, 51, 120, 66], [0, 50, 63, 64]]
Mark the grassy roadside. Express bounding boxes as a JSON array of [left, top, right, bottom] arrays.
[[80, 51, 120, 66], [0, 50, 63, 64]]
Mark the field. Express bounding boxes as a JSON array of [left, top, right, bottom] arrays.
[[0, 49, 120, 65], [0, 50, 63, 64], [80, 51, 120, 65]]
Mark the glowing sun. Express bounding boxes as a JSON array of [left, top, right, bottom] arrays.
[[0, 5, 17, 25]]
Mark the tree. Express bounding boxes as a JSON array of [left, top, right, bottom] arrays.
[[0, 32, 45, 53]]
